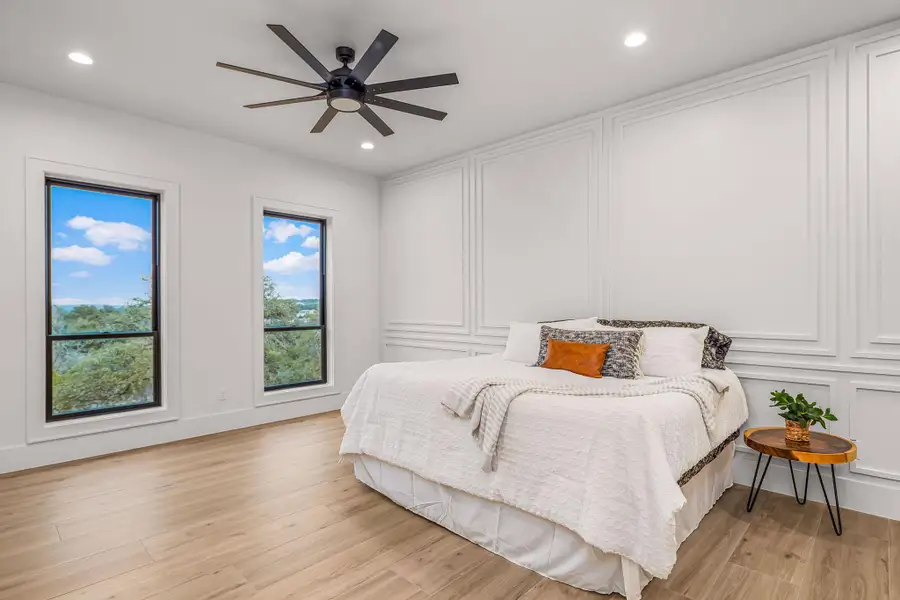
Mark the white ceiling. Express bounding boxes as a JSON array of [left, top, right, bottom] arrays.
[[2, 1, 899, 176]]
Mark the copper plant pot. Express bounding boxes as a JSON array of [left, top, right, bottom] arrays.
[[785, 420, 811, 443]]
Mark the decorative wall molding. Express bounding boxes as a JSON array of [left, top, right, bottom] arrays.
[[471, 347, 504, 356], [608, 52, 836, 358], [849, 31, 900, 360], [473, 124, 600, 337], [847, 380, 900, 481], [382, 159, 470, 335], [726, 354, 900, 377], [382, 338, 471, 363]]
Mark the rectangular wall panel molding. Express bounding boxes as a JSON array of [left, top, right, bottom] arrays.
[[382, 339, 471, 363], [382, 159, 470, 334], [848, 381, 900, 481], [473, 125, 600, 337], [609, 52, 836, 357], [849, 31, 900, 360]]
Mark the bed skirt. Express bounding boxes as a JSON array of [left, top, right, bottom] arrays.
[[352, 442, 734, 600]]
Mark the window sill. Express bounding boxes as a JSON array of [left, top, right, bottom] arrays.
[[30, 405, 178, 443], [256, 382, 339, 407]]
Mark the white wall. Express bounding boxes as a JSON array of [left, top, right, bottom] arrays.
[[379, 21, 900, 520], [0, 83, 380, 473]]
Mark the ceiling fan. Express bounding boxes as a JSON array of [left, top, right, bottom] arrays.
[[216, 25, 459, 137]]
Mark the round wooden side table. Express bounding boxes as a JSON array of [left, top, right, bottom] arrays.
[[743, 427, 857, 536]]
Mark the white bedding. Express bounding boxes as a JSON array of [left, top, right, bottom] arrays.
[[339, 354, 748, 579]]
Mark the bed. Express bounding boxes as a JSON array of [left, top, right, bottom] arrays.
[[340, 353, 748, 599]]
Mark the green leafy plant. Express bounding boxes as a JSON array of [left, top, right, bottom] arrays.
[[769, 389, 838, 429]]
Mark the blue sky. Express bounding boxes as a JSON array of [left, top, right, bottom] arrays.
[[262, 215, 321, 301], [49, 185, 153, 306]]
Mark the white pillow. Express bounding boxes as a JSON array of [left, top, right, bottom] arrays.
[[502, 318, 598, 364], [596, 324, 708, 377]]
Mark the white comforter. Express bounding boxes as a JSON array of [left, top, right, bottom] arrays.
[[339, 354, 748, 579]]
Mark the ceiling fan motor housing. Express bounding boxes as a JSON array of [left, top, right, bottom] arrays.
[[326, 59, 365, 112]]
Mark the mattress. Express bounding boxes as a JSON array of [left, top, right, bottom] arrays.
[[354, 442, 735, 600]]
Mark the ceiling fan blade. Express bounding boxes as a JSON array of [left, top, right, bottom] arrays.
[[365, 95, 447, 121], [367, 73, 459, 95], [216, 62, 326, 92], [358, 105, 394, 136], [311, 107, 338, 133], [349, 29, 399, 83], [244, 94, 326, 109], [267, 24, 333, 82]]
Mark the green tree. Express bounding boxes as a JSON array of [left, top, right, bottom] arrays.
[[264, 276, 299, 326], [53, 298, 151, 334], [52, 336, 153, 414], [263, 275, 321, 386], [51, 297, 154, 415]]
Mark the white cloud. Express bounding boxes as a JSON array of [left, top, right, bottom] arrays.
[[265, 220, 313, 243], [70, 271, 90, 278], [56, 232, 68, 239], [263, 251, 320, 274], [67, 216, 150, 251], [301, 236, 320, 250], [52, 245, 112, 266]]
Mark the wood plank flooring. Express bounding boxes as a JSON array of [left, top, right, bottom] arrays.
[[0, 411, 895, 600]]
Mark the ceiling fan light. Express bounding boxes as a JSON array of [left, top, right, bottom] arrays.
[[329, 97, 362, 112], [327, 87, 364, 113]]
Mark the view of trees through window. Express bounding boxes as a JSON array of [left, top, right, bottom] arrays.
[[46, 181, 159, 420], [262, 213, 325, 389]]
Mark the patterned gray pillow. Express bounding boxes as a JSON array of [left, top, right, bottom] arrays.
[[532, 326, 645, 379], [596, 319, 732, 370]]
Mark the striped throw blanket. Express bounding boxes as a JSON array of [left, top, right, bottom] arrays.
[[442, 373, 731, 471]]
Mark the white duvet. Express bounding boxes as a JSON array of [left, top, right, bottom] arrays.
[[339, 354, 748, 579]]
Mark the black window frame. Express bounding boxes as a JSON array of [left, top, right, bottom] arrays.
[[45, 178, 162, 422], [262, 211, 328, 391]]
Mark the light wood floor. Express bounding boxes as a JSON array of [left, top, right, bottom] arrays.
[[0, 411, 897, 600]]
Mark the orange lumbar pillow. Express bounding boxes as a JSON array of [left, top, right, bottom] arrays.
[[540, 339, 610, 378]]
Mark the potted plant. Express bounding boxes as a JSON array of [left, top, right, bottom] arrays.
[[769, 389, 837, 443]]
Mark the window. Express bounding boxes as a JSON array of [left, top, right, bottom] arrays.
[[262, 212, 326, 390], [45, 179, 160, 421]]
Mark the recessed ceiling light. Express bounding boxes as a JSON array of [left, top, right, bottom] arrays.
[[624, 32, 647, 48], [360, 141, 375, 150], [68, 52, 93, 65]]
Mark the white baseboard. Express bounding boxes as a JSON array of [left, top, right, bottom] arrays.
[[732, 448, 900, 522], [0, 394, 345, 475]]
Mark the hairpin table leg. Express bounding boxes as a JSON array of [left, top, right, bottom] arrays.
[[788, 459, 810, 505], [746, 453, 772, 512], [815, 464, 843, 536]]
